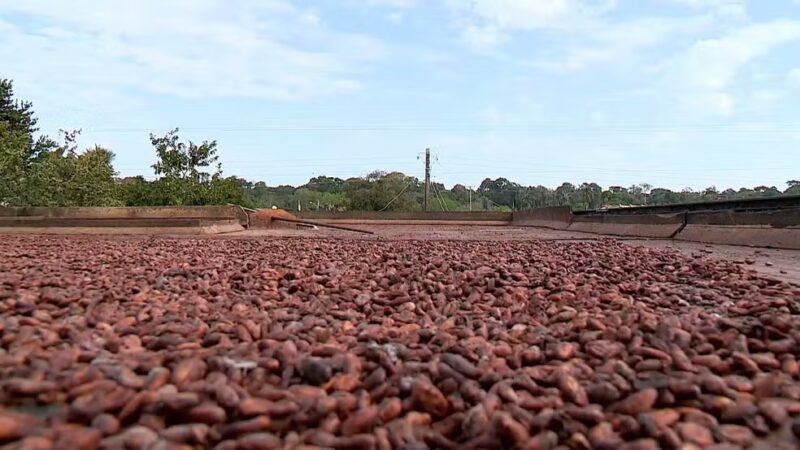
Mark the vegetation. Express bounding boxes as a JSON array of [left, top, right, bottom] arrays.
[[1, 78, 797, 211]]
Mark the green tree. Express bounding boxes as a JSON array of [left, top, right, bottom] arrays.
[[240, 181, 276, 208], [554, 182, 576, 207], [148, 128, 240, 206], [478, 177, 522, 209], [20, 130, 120, 207], [0, 122, 28, 205], [303, 176, 345, 193], [151, 128, 219, 182], [701, 186, 719, 201], [71, 146, 120, 206], [753, 185, 782, 197], [0, 79, 55, 164], [118, 176, 160, 206], [207, 175, 246, 206], [342, 171, 420, 211], [577, 182, 603, 210]]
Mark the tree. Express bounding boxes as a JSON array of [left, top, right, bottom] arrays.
[[701, 186, 719, 201], [578, 182, 603, 210], [148, 128, 240, 206], [519, 185, 553, 209], [450, 184, 471, 203], [151, 128, 219, 182], [0, 79, 55, 163], [71, 146, 120, 206], [649, 188, 679, 205], [16, 130, 120, 207], [207, 175, 246, 206], [753, 185, 781, 197], [341, 171, 420, 211], [0, 122, 28, 205], [478, 177, 522, 209], [118, 176, 160, 206], [303, 176, 344, 193], [0, 79, 37, 155], [554, 183, 576, 207]]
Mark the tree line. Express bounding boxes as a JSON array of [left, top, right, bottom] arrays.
[[2, 79, 797, 212]]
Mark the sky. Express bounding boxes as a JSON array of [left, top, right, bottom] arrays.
[[1, 0, 799, 191]]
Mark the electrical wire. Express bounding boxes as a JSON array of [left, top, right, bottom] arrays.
[[378, 180, 414, 212], [42, 122, 800, 134], [432, 182, 448, 212]]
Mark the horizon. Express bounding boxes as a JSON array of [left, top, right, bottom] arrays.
[[2, 0, 799, 190]]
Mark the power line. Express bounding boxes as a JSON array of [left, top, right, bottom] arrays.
[[378, 180, 414, 212], [432, 181, 448, 212], [41, 122, 800, 134]]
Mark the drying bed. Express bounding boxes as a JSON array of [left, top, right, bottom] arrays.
[[0, 235, 799, 449]]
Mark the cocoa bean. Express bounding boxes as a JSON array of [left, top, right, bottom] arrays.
[[411, 380, 449, 417], [677, 422, 714, 447], [0, 410, 39, 441], [609, 389, 658, 416], [557, 371, 588, 407], [2, 236, 800, 449], [717, 424, 754, 447]]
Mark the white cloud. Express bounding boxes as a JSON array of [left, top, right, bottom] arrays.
[[790, 68, 800, 85], [663, 0, 747, 21], [672, 20, 800, 115], [679, 21, 800, 91], [688, 92, 737, 116], [462, 25, 508, 52], [363, 0, 417, 6], [746, 89, 782, 111], [448, 0, 618, 51], [0, 0, 384, 102], [538, 15, 712, 71], [456, 0, 617, 30], [467, 0, 577, 30], [667, 0, 745, 14]]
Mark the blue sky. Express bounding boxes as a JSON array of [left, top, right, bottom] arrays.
[[1, 0, 799, 190]]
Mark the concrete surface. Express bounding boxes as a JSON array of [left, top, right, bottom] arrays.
[[0, 206, 249, 225], [309, 220, 510, 226], [676, 209, 800, 249], [0, 220, 244, 236], [568, 212, 685, 238], [511, 207, 572, 230], [677, 225, 800, 250], [295, 211, 512, 221], [0, 217, 236, 228]]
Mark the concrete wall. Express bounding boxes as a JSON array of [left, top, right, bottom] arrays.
[[512, 207, 572, 230], [0, 206, 248, 225], [568, 212, 685, 238], [0, 221, 244, 236], [310, 219, 510, 227], [0, 217, 236, 228], [676, 209, 800, 249], [295, 211, 513, 222]]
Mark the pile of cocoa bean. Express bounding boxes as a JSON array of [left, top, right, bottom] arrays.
[[0, 235, 799, 450]]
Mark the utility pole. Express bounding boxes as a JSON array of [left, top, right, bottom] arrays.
[[469, 186, 472, 212], [424, 148, 431, 212]]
